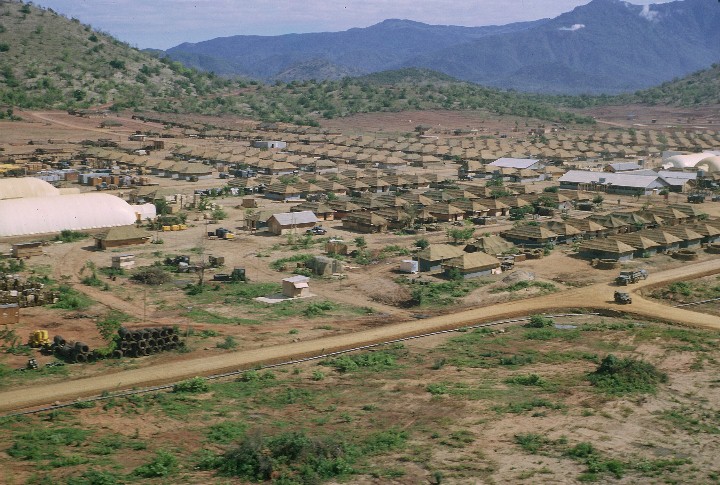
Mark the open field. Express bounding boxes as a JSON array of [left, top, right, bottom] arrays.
[[1, 313, 720, 484]]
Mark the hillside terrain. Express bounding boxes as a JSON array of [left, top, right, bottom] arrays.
[[164, 0, 720, 94], [0, 0, 231, 111]]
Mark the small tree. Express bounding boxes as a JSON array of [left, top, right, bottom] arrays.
[[592, 194, 605, 207], [415, 237, 430, 250], [446, 227, 474, 244], [526, 314, 554, 328]]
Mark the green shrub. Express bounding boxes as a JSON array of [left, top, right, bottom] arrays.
[[54, 229, 89, 243], [505, 374, 545, 386], [133, 450, 177, 478], [303, 301, 335, 317], [66, 469, 126, 485], [588, 354, 668, 395], [52, 285, 92, 310], [131, 266, 171, 286], [526, 314, 554, 328], [217, 431, 354, 482], [216, 336, 238, 349], [514, 433, 546, 453], [172, 377, 209, 393], [322, 348, 402, 373]]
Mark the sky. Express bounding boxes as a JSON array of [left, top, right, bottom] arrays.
[[33, 0, 673, 50]]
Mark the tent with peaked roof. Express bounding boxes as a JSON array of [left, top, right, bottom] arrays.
[[442, 252, 501, 279], [501, 225, 559, 247], [578, 239, 635, 261], [416, 244, 465, 272]]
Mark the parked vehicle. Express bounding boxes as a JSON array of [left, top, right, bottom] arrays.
[[615, 269, 648, 285], [614, 291, 632, 304], [306, 226, 327, 235]]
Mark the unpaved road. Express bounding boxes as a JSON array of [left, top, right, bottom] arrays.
[[1, 258, 719, 413]]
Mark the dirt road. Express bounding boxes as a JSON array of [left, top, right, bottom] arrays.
[[1, 258, 719, 413]]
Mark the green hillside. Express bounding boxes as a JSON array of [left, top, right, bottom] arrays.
[[0, 0, 231, 112], [628, 63, 720, 106]]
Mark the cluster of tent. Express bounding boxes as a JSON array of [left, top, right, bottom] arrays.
[[663, 152, 720, 172]]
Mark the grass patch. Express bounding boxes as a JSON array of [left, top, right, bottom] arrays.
[[405, 279, 482, 307], [270, 254, 313, 271], [186, 308, 261, 325], [491, 280, 557, 294], [322, 346, 405, 373], [8, 427, 91, 461], [51, 285, 93, 310]]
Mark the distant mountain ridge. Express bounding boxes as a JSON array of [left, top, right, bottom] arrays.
[[165, 18, 546, 80], [164, 0, 720, 94]]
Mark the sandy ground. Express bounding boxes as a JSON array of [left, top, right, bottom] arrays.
[[1, 258, 718, 413]]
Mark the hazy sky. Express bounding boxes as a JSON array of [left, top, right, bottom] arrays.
[[33, 0, 673, 50]]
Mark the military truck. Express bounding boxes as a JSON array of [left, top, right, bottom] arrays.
[[615, 269, 648, 286]]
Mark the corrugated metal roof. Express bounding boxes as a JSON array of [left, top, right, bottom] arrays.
[[559, 170, 667, 189], [270, 211, 318, 226], [488, 158, 539, 169]]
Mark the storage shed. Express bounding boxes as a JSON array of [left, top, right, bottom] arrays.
[[282, 275, 311, 298], [267, 211, 318, 235], [11, 242, 44, 258], [0, 303, 19, 326], [94, 226, 151, 250]]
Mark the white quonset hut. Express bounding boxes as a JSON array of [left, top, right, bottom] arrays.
[[0, 193, 156, 237], [0, 178, 60, 200]]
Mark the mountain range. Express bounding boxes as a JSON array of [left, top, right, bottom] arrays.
[[164, 0, 720, 94]]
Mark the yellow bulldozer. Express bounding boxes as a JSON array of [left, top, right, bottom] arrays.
[[28, 330, 51, 348]]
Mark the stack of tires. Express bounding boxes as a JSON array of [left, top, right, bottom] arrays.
[[51, 336, 94, 363], [114, 326, 182, 358]]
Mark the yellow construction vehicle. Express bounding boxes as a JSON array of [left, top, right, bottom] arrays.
[[28, 330, 51, 348]]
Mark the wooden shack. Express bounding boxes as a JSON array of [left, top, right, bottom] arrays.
[[11, 242, 43, 258], [0, 303, 19, 326]]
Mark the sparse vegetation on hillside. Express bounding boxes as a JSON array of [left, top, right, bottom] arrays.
[[0, 0, 232, 111]]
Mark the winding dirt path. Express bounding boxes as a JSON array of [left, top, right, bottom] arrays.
[[1, 258, 719, 413]]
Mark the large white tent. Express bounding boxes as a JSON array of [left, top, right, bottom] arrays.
[[0, 178, 60, 200], [0, 193, 155, 237]]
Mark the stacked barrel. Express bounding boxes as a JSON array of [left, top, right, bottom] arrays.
[[51, 336, 93, 363], [114, 326, 182, 358]]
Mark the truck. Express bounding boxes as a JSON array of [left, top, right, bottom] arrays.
[[615, 269, 648, 286]]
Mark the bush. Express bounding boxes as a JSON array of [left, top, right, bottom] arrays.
[[131, 266, 171, 286], [588, 354, 668, 395], [133, 450, 178, 478], [217, 431, 354, 482], [505, 373, 545, 386], [54, 229, 89, 243], [172, 377, 209, 393], [216, 336, 238, 349], [415, 238, 430, 249], [526, 314, 554, 328], [303, 301, 335, 317], [514, 433, 546, 453]]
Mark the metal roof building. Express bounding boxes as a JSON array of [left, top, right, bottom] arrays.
[[559, 170, 669, 195]]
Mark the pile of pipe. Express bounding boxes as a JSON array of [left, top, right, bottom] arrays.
[[113, 326, 182, 358], [51, 336, 94, 363]]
